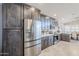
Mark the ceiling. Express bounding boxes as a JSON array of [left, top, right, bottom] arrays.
[[64, 18, 79, 25], [28, 3, 79, 24]]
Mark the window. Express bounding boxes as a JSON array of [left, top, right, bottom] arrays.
[[63, 25, 79, 34]]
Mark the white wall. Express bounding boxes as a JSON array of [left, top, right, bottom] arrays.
[[0, 3, 2, 53]]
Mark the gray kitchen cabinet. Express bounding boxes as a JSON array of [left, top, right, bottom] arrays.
[[48, 36, 53, 46], [46, 37, 49, 47], [44, 37, 48, 49], [2, 4, 23, 56], [2, 4, 23, 28], [41, 36, 53, 50], [48, 36, 51, 46], [7, 4, 21, 27], [0, 4, 2, 55], [60, 33, 70, 42], [3, 29, 23, 56], [41, 37, 47, 50], [41, 37, 45, 50], [41, 36, 48, 50]]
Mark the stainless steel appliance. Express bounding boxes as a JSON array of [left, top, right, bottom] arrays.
[[24, 19, 41, 56]]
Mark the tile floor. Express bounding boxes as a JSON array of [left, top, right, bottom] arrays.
[[39, 40, 79, 56]]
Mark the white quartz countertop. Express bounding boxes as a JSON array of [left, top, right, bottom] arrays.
[[41, 34, 54, 37], [41, 33, 61, 38]]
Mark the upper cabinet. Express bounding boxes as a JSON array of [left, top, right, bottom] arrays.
[[6, 4, 23, 28], [4, 4, 23, 28], [40, 14, 58, 31]]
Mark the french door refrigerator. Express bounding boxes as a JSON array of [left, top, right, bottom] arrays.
[[24, 5, 41, 56], [24, 19, 41, 56]]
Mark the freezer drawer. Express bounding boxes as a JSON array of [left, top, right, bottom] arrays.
[[24, 43, 41, 56], [24, 39, 41, 48]]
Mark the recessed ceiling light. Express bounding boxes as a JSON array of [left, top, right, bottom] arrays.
[[30, 7, 35, 11], [37, 3, 44, 5], [46, 17, 49, 19], [72, 13, 75, 15], [53, 14, 57, 17], [62, 18, 64, 20]]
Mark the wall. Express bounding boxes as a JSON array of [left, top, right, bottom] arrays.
[[0, 3, 2, 54]]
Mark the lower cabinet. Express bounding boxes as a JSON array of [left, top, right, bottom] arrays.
[[41, 37, 46, 50], [48, 36, 53, 46], [60, 34, 70, 42], [41, 36, 53, 50], [2, 29, 23, 56], [45, 37, 48, 49]]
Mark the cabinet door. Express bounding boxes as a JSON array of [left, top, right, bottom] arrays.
[[2, 4, 23, 56], [46, 37, 49, 47], [48, 36, 53, 46], [3, 29, 23, 56], [2, 4, 7, 28], [44, 37, 48, 48], [48, 37, 51, 46], [44, 37, 46, 49], [8, 30, 23, 56], [6, 4, 22, 28], [41, 37, 45, 50], [50, 36, 53, 45], [0, 4, 2, 54]]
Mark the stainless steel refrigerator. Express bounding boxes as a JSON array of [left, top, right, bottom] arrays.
[[24, 19, 41, 56]]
